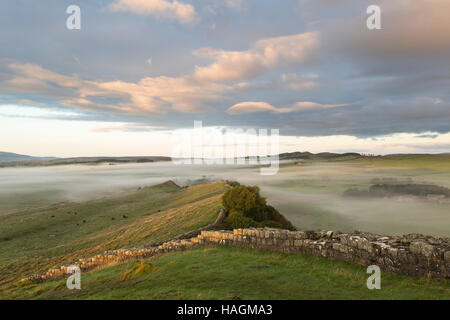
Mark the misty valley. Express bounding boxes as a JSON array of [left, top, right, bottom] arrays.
[[1, 158, 449, 237]]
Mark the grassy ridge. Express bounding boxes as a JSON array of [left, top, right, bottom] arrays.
[[348, 154, 450, 170], [0, 181, 228, 293], [1, 176, 449, 300], [0, 156, 171, 167], [8, 246, 450, 300]]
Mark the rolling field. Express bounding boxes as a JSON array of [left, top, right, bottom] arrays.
[[0, 155, 449, 236], [8, 246, 450, 300], [0, 174, 449, 300], [0, 181, 228, 295]]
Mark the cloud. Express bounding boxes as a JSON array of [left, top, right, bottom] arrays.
[[280, 73, 317, 90], [193, 32, 319, 82], [8, 63, 80, 88], [225, 0, 244, 10], [280, 97, 450, 137], [289, 101, 347, 112], [0, 62, 230, 115], [2, 1, 450, 139], [227, 102, 276, 114], [72, 55, 81, 66], [434, 98, 444, 105], [1, 34, 321, 118], [91, 123, 163, 133], [415, 134, 439, 139], [329, 0, 450, 59], [227, 101, 347, 114], [108, 0, 199, 25], [282, 132, 450, 155], [0, 104, 84, 120]]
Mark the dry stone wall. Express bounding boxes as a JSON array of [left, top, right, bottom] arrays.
[[196, 229, 449, 279], [22, 228, 449, 283]]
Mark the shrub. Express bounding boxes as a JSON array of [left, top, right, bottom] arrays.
[[222, 185, 267, 221], [221, 185, 296, 230], [228, 181, 240, 187], [121, 260, 155, 281], [264, 205, 296, 230], [224, 210, 259, 229]]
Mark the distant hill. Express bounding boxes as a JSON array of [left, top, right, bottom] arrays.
[[0, 153, 171, 167], [279, 151, 362, 161], [278, 152, 450, 161], [384, 153, 450, 157], [1, 150, 448, 167], [0, 152, 57, 163]]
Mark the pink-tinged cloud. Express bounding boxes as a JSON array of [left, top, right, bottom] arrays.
[[109, 0, 199, 25], [1, 62, 230, 115], [227, 101, 348, 114], [227, 102, 278, 114], [332, 0, 450, 59], [193, 32, 319, 82], [280, 73, 317, 90]]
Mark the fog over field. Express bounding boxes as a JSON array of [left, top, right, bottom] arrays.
[[1, 161, 449, 236]]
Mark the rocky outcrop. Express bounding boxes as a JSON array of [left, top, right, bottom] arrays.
[[21, 228, 449, 283]]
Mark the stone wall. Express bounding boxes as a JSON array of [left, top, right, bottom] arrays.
[[195, 229, 449, 279], [22, 228, 449, 283]]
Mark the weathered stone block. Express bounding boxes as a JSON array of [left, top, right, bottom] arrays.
[[293, 231, 307, 239], [410, 241, 434, 258], [445, 251, 450, 263], [294, 239, 303, 247]]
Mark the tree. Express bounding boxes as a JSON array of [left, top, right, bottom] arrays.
[[224, 210, 258, 229], [221, 184, 296, 231], [222, 185, 267, 221]]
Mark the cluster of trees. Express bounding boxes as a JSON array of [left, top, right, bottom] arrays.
[[221, 183, 295, 230], [344, 182, 450, 198], [370, 183, 450, 198]]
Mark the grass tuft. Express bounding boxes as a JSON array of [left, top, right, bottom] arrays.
[[121, 261, 156, 281]]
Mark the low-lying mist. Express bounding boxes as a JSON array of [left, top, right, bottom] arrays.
[[1, 161, 449, 236]]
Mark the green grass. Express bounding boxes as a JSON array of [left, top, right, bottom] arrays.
[[1, 158, 449, 300], [8, 246, 450, 300], [0, 181, 228, 294], [347, 154, 450, 170]]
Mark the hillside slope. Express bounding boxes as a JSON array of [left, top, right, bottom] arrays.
[[9, 246, 450, 300], [2, 179, 448, 300], [0, 181, 228, 292]]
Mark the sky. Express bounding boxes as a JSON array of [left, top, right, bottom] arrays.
[[0, 0, 449, 157]]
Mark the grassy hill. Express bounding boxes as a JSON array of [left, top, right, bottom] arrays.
[[352, 154, 450, 170], [1, 179, 449, 300], [8, 246, 450, 300], [279, 152, 450, 169], [0, 181, 228, 295], [0, 155, 170, 167]]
